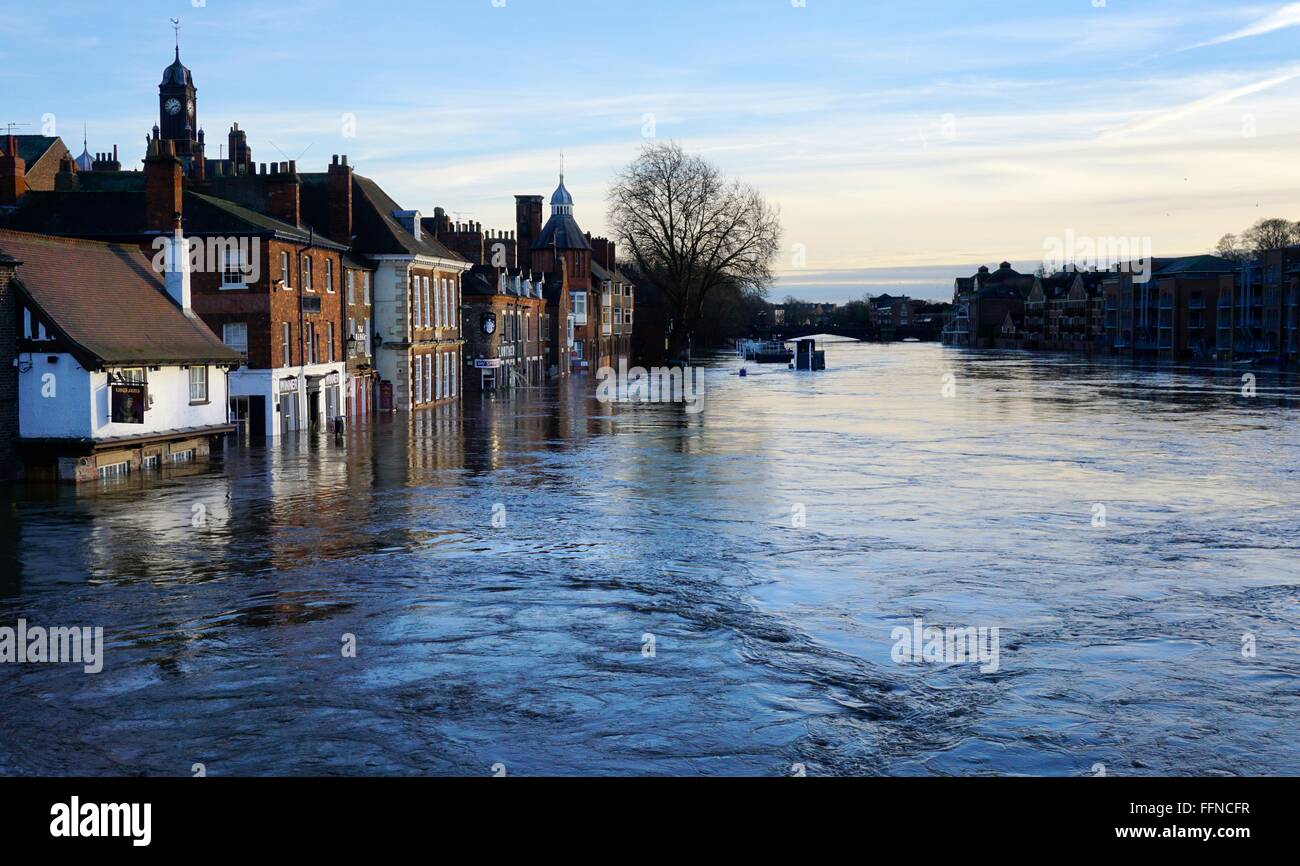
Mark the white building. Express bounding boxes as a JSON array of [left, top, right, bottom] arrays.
[[0, 228, 242, 482]]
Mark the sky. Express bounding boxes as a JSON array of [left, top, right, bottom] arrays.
[[3, 0, 1299, 301]]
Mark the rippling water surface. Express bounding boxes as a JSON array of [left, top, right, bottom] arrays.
[[2, 344, 1297, 776]]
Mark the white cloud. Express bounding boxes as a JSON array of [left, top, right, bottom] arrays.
[[1192, 2, 1300, 47]]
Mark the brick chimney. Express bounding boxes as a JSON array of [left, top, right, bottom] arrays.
[[266, 161, 301, 226], [144, 138, 183, 234], [327, 155, 353, 245], [0, 135, 28, 206], [228, 123, 252, 176], [515, 194, 543, 260]]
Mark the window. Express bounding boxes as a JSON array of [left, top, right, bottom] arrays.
[[141, 454, 160, 470], [423, 353, 432, 403], [303, 256, 313, 292], [281, 251, 291, 288], [172, 449, 195, 464], [363, 317, 370, 357], [304, 322, 316, 364], [327, 322, 335, 362], [450, 351, 457, 396], [423, 276, 432, 329], [325, 259, 335, 293], [223, 322, 248, 355], [364, 273, 371, 305], [435, 352, 442, 401], [97, 461, 130, 479], [413, 354, 423, 405], [442, 279, 450, 329], [119, 368, 147, 385], [624, 308, 633, 326], [602, 304, 612, 335], [282, 323, 291, 366], [222, 248, 247, 287], [412, 275, 422, 326], [572, 291, 587, 325], [347, 272, 355, 305], [348, 318, 356, 357], [189, 365, 209, 403]]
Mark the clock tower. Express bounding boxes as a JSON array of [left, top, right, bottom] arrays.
[[157, 39, 205, 178]]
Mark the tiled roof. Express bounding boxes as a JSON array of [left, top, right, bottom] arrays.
[[0, 189, 343, 247], [0, 230, 243, 367], [342, 173, 464, 261], [534, 213, 592, 251], [0, 135, 62, 168]]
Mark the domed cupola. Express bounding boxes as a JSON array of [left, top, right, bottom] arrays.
[[160, 47, 193, 88], [550, 173, 574, 215]]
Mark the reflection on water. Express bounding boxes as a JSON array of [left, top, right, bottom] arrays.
[[1, 344, 1297, 776]]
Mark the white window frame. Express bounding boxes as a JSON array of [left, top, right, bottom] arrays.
[[413, 354, 423, 405], [327, 321, 335, 362], [303, 256, 314, 292], [325, 259, 335, 294], [364, 273, 371, 306], [423, 276, 432, 329], [282, 322, 292, 366], [281, 251, 292, 289], [346, 271, 355, 304], [412, 274, 422, 327], [189, 365, 208, 403], [424, 354, 433, 403], [221, 247, 248, 288], [223, 322, 248, 356]]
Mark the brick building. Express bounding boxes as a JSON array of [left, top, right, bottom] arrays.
[[0, 136, 74, 202], [0, 248, 17, 476]]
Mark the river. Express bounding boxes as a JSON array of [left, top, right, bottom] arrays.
[[1, 343, 1297, 776]]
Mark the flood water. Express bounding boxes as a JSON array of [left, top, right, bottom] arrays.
[[2, 343, 1297, 776]]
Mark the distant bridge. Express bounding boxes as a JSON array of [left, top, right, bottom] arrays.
[[755, 324, 873, 342]]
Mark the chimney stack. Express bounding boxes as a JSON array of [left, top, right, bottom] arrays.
[[164, 213, 192, 313], [144, 136, 184, 234], [515, 194, 543, 265], [0, 135, 28, 206], [327, 154, 354, 246], [266, 160, 301, 226]]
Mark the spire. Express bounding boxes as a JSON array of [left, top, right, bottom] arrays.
[[171, 17, 181, 59]]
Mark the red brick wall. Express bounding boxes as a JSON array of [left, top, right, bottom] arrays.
[[190, 237, 348, 370], [0, 261, 17, 474]]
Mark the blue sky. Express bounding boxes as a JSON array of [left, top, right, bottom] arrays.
[[3, 0, 1299, 300]]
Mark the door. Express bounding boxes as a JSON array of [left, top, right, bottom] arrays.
[[249, 396, 266, 439]]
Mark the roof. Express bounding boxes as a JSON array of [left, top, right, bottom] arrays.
[[0, 230, 242, 367], [0, 135, 62, 168], [161, 48, 193, 88], [534, 212, 592, 251], [339, 173, 464, 261], [0, 189, 345, 248], [1150, 255, 1237, 276], [591, 260, 612, 281]]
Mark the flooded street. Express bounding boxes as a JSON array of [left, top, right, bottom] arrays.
[[2, 343, 1297, 776]]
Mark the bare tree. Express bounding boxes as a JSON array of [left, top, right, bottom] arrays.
[[608, 141, 781, 358], [1214, 233, 1251, 263], [1242, 218, 1300, 255]]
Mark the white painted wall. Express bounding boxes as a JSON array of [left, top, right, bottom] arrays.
[[17, 353, 228, 440], [17, 354, 92, 438]]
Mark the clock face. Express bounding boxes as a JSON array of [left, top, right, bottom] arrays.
[[187, 99, 195, 116], [165, 98, 182, 116]]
